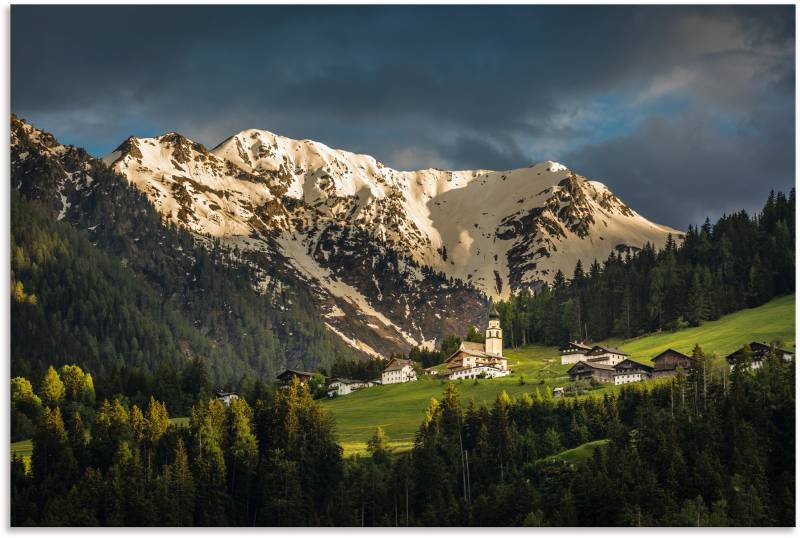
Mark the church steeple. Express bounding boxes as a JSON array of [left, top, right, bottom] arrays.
[[485, 302, 503, 356]]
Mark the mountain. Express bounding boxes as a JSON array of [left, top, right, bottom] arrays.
[[102, 127, 680, 356], [10, 115, 353, 392]]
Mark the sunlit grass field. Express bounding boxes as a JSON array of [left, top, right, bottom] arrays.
[[325, 294, 795, 455]]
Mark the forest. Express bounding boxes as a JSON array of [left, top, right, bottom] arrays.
[[495, 190, 795, 347], [11, 346, 794, 526]]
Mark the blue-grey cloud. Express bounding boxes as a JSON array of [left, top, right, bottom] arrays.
[[10, 5, 795, 227]]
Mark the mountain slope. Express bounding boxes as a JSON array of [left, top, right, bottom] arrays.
[[103, 127, 679, 356], [11, 115, 352, 387]]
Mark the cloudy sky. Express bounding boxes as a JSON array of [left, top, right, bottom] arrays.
[[11, 5, 795, 228]]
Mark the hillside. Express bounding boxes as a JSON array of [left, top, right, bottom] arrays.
[[323, 294, 795, 454], [10, 115, 351, 393]]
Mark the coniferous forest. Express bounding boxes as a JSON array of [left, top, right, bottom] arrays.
[[11, 349, 795, 526], [495, 190, 795, 347]]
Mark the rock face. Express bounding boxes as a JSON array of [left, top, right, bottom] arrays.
[[17, 116, 680, 358]]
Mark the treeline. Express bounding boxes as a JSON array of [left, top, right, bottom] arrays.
[[497, 190, 795, 346], [12, 348, 794, 526]]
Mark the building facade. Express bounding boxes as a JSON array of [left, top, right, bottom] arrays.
[[326, 378, 374, 397], [725, 342, 794, 370], [585, 345, 629, 366], [568, 358, 652, 385], [559, 341, 593, 365], [382, 358, 417, 385], [651, 349, 695, 378]]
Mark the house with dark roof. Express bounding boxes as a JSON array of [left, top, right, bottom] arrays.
[[612, 359, 653, 385], [585, 345, 629, 366], [651, 349, 695, 378], [559, 341, 593, 365], [276, 368, 314, 386], [567, 361, 616, 383], [214, 389, 239, 406], [568, 358, 652, 385], [725, 342, 794, 370]]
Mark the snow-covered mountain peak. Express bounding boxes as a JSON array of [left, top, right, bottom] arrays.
[[95, 122, 682, 356]]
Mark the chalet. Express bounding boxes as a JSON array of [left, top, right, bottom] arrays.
[[382, 358, 417, 385], [214, 389, 239, 406], [326, 378, 374, 397], [446, 305, 509, 381], [612, 359, 653, 385], [585, 345, 629, 366], [651, 349, 695, 378], [568, 358, 652, 385], [553, 387, 565, 398], [725, 342, 794, 370], [276, 368, 313, 386], [559, 341, 593, 365], [567, 361, 616, 383]]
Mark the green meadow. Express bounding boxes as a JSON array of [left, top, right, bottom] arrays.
[[324, 294, 795, 455]]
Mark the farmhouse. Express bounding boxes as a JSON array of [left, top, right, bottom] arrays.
[[276, 368, 313, 386], [326, 378, 374, 397], [567, 361, 616, 383], [446, 305, 509, 380], [214, 389, 239, 406], [612, 359, 653, 385], [585, 345, 629, 366], [559, 341, 593, 365], [725, 342, 794, 370], [568, 358, 652, 385], [382, 358, 417, 385], [651, 349, 695, 378]]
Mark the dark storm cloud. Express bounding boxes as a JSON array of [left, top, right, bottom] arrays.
[[11, 5, 795, 227]]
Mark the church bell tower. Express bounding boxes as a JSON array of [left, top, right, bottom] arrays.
[[485, 304, 503, 356]]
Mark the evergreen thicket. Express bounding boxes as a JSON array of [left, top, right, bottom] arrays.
[[496, 190, 795, 347], [11, 190, 350, 413], [11, 352, 794, 526]]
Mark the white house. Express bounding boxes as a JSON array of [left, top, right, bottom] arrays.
[[585, 345, 629, 366], [446, 305, 509, 381], [559, 341, 592, 365], [381, 358, 417, 385], [214, 389, 239, 406], [326, 378, 374, 397], [725, 342, 794, 371]]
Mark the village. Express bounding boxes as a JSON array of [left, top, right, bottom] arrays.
[[253, 305, 794, 403]]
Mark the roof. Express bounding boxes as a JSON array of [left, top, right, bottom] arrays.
[[214, 389, 238, 397], [587, 345, 628, 356], [327, 378, 364, 385], [725, 342, 794, 361], [460, 341, 485, 353], [445, 342, 505, 364], [651, 348, 693, 362], [277, 368, 313, 380], [615, 359, 654, 372], [567, 361, 616, 373], [384, 358, 413, 372], [559, 341, 592, 353], [489, 303, 500, 319]]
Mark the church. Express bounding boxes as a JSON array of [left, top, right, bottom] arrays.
[[446, 305, 510, 380]]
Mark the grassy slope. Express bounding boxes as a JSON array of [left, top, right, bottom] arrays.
[[541, 439, 610, 465], [324, 294, 795, 455]]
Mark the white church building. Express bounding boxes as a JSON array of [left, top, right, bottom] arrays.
[[446, 305, 510, 380]]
